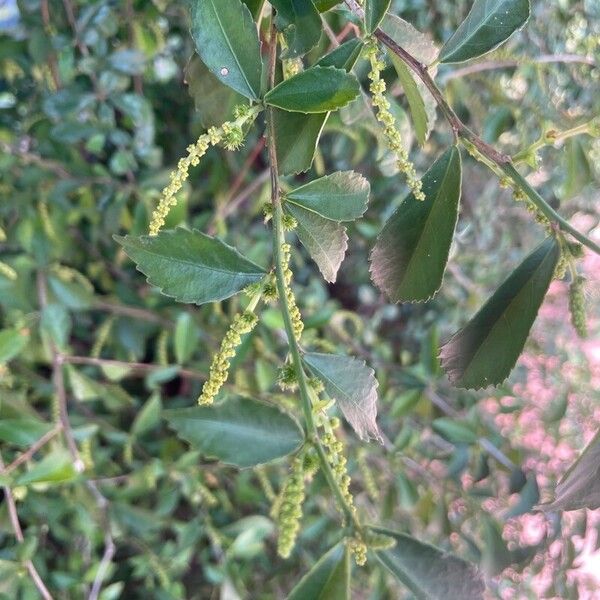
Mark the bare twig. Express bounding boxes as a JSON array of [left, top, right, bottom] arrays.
[[93, 300, 172, 327], [0, 453, 54, 599]]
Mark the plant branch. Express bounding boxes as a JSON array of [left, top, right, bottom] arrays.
[[1, 425, 62, 475], [265, 23, 362, 532], [344, 0, 600, 255]]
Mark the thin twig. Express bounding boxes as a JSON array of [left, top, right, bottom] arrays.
[[0, 453, 54, 600], [1, 425, 62, 475], [93, 300, 172, 326]]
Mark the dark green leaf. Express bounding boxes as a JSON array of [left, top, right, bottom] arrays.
[[372, 527, 485, 600], [439, 0, 530, 64], [505, 474, 539, 518], [541, 428, 600, 511], [370, 146, 462, 302], [190, 0, 262, 100], [316, 39, 363, 70], [440, 237, 560, 389], [0, 328, 29, 364], [288, 543, 350, 600], [285, 203, 348, 283], [365, 0, 391, 34], [271, 0, 322, 58], [313, 0, 340, 10], [432, 417, 478, 444], [303, 352, 381, 441], [264, 66, 360, 113], [241, 0, 265, 18], [41, 304, 71, 350], [286, 171, 370, 221], [174, 312, 201, 364], [164, 397, 304, 468], [115, 229, 265, 305], [131, 394, 162, 437]]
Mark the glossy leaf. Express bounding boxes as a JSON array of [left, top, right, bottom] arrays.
[[271, 0, 322, 58], [115, 229, 265, 305], [440, 237, 560, 389], [439, 0, 530, 64], [264, 66, 360, 113], [285, 203, 348, 283], [372, 527, 485, 600], [164, 397, 304, 468], [286, 171, 370, 221], [370, 147, 462, 302], [365, 0, 391, 34], [274, 41, 362, 174], [541, 428, 600, 511], [190, 0, 262, 99], [0, 328, 29, 364], [288, 543, 350, 600], [303, 352, 381, 441]]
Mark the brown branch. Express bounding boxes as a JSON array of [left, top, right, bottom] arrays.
[[1, 425, 62, 475], [93, 300, 172, 327]]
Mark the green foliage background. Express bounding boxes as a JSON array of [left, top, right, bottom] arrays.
[[0, 0, 599, 598]]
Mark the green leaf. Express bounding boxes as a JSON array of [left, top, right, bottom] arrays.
[[41, 303, 72, 350], [505, 474, 539, 518], [0, 328, 29, 364], [271, 0, 322, 58], [174, 312, 201, 364], [264, 66, 360, 113], [372, 527, 485, 600], [184, 56, 243, 128], [288, 543, 350, 600], [439, 0, 530, 64], [241, 0, 265, 18], [274, 41, 362, 175], [164, 397, 304, 468], [313, 0, 340, 10], [16, 449, 79, 486], [0, 418, 53, 448], [432, 417, 478, 444], [131, 394, 162, 437], [285, 203, 348, 283], [286, 171, 370, 221], [365, 0, 391, 33], [115, 229, 265, 305], [303, 352, 381, 441], [541, 428, 600, 511], [370, 147, 462, 302], [440, 237, 559, 389], [190, 0, 262, 100]]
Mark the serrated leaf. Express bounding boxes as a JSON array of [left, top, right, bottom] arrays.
[[190, 0, 262, 100], [288, 543, 350, 600], [286, 171, 370, 221], [274, 41, 362, 175], [370, 146, 462, 302], [184, 56, 243, 128], [164, 397, 304, 468], [285, 203, 348, 283], [271, 0, 322, 58], [303, 352, 381, 441], [265, 66, 360, 113], [365, 0, 391, 33], [372, 527, 485, 600], [0, 328, 29, 364], [440, 237, 560, 389], [381, 15, 439, 143], [439, 0, 530, 64], [115, 229, 265, 305], [541, 428, 600, 511]]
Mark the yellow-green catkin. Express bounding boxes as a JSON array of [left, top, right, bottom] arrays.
[[276, 452, 308, 558], [357, 448, 379, 503], [198, 311, 259, 405], [255, 466, 276, 502], [365, 41, 425, 202], [80, 438, 94, 471], [0, 261, 17, 280], [38, 200, 57, 240], [281, 243, 304, 342], [148, 105, 259, 236], [156, 329, 169, 366], [91, 316, 114, 358], [569, 276, 587, 338]]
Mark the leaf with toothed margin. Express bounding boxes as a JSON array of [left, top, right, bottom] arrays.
[[440, 236, 560, 389], [302, 352, 382, 442], [370, 147, 462, 303], [285, 203, 348, 283], [371, 526, 486, 600], [274, 40, 363, 175], [114, 229, 265, 305], [286, 171, 370, 222]]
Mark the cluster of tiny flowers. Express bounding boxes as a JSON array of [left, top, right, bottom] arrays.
[[282, 57, 303, 79], [365, 42, 425, 202], [91, 316, 114, 358], [569, 275, 587, 338], [281, 243, 304, 341], [554, 250, 569, 280], [149, 106, 257, 236], [38, 201, 57, 240], [278, 362, 298, 391], [512, 187, 552, 233], [276, 452, 308, 558], [282, 213, 298, 231], [197, 311, 258, 405]]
